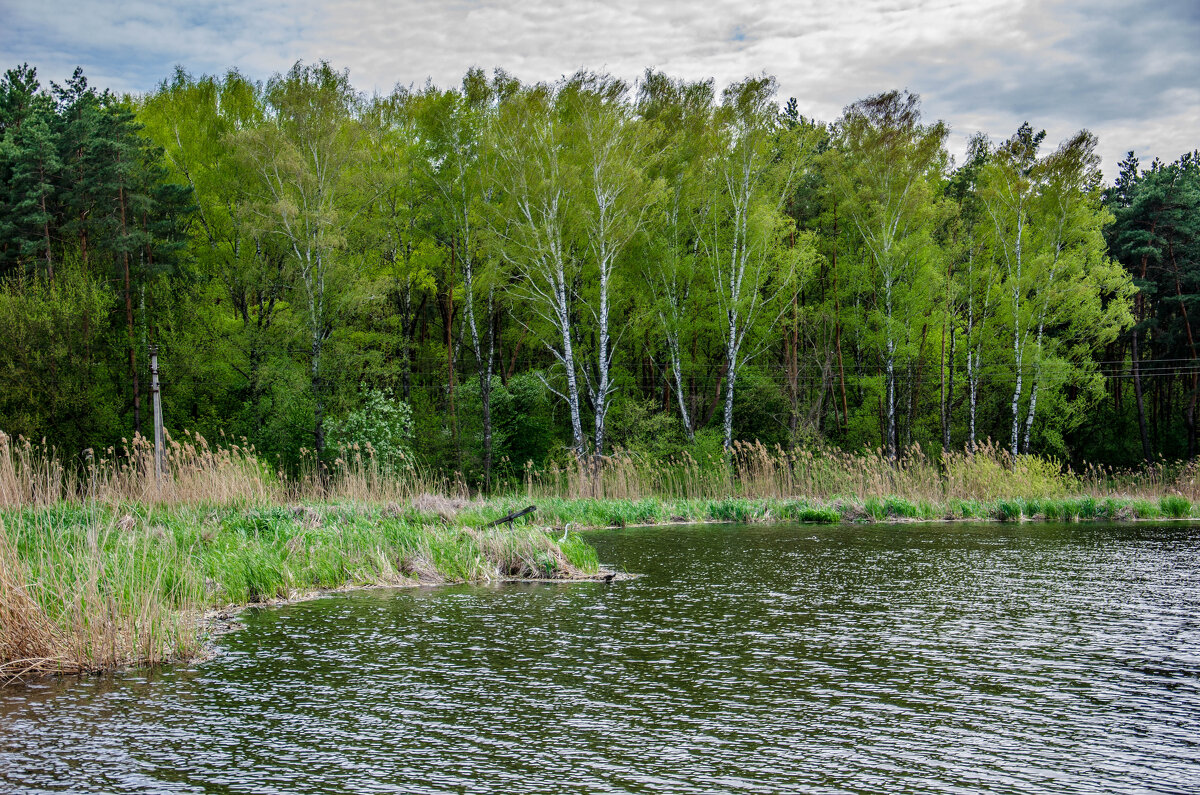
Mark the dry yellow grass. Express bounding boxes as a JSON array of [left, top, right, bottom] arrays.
[[522, 438, 1200, 503], [0, 431, 459, 509], [4, 429, 1199, 512], [0, 513, 202, 682]]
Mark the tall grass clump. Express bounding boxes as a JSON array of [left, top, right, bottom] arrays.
[[1160, 495, 1191, 518], [995, 499, 1024, 522], [1, 502, 603, 682], [0, 432, 461, 512], [0, 511, 203, 682], [520, 439, 1104, 506]]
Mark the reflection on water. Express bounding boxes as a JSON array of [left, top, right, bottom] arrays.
[[3, 523, 1199, 794]]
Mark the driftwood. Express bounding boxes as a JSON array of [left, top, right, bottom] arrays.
[[486, 505, 536, 528]]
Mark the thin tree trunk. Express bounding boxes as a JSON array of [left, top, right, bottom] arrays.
[[442, 260, 457, 456], [884, 276, 896, 460], [312, 335, 325, 463], [1131, 332, 1151, 461], [480, 289, 495, 492], [553, 270, 586, 459], [832, 215, 849, 432], [120, 184, 141, 435], [1008, 216, 1025, 457], [40, 183, 53, 283], [1169, 240, 1199, 458], [788, 293, 800, 441], [1130, 244, 1152, 460], [592, 256, 613, 467], [723, 313, 739, 451], [665, 326, 694, 441]]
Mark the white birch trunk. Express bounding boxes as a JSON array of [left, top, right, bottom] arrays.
[[723, 312, 739, 451], [664, 321, 694, 441], [1008, 215, 1025, 458], [884, 274, 896, 459]]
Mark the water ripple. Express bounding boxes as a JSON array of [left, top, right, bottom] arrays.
[[3, 523, 1200, 794]]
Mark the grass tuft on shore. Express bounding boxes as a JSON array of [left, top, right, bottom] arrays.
[[0, 503, 600, 683]]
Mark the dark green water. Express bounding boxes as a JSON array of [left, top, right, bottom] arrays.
[[3, 522, 1200, 794]]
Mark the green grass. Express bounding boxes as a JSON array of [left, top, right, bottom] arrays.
[[1131, 499, 1161, 519], [6, 491, 1199, 681], [1160, 495, 1191, 518], [488, 494, 1200, 530], [995, 499, 1024, 522], [883, 496, 919, 519], [1, 502, 604, 680]]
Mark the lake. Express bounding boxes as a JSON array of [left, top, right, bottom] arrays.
[[3, 522, 1199, 793]]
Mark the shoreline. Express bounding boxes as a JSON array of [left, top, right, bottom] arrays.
[[0, 504, 609, 683], [5, 493, 1197, 683], [468, 493, 1200, 528]]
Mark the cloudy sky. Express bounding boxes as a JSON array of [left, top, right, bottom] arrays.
[[2, 0, 1197, 177]]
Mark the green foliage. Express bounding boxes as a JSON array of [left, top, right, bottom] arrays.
[[776, 500, 840, 523], [707, 498, 755, 523], [0, 60, 1172, 488], [1131, 500, 1160, 519], [882, 496, 919, 518], [606, 396, 688, 458], [557, 532, 599, 571]]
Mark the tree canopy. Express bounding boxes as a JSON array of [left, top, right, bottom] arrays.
[[3, 60, 1190, 485]]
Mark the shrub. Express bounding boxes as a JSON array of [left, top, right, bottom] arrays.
[[324, 385, 413, 471]]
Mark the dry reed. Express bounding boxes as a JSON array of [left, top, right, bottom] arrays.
[[0, 431, 456, 510], [0, 513, 202, 682], [522, 439, 1200, 503]]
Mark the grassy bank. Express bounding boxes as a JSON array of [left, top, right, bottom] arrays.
[[4, 431, 1200, 683], [472, 493, 1199, 528], [4, 491, 1197, 684], [0, 501, 600, 682]]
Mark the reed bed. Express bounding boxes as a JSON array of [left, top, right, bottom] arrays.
[[522, 439, 1200, 504], [0, 501, 600, 683], [0, 431, 457, 509], [4, 428, 1199, 682], [5, 429, 1199, 512], [0, 509, 203, 681]]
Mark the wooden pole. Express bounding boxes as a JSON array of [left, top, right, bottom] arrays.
[[150, 345, 164, 483]]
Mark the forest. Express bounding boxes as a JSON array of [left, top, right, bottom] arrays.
[[1, 60, 1197, 492]]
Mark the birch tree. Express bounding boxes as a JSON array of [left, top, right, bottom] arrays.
[[702, 76, 817, 452], [565, 72, 658, 463], [828, 91, 948, 459], [944, 133, 994, 451], [979, 124, 1130, 454], [238, 61, 363, 464], [487, 83, 588, 458], [636, 72, 715, 440], [416, 69, 502, 487]]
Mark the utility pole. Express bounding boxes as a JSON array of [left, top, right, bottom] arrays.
[[150, 345, 164, 483]]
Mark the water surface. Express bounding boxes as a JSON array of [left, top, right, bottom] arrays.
[[3, 522, 1199, 793]]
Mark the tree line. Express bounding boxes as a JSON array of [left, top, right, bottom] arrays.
[[1, 60, 1196, 487]]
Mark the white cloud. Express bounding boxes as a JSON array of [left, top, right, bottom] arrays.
[[1, 0, 1195, 175]]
